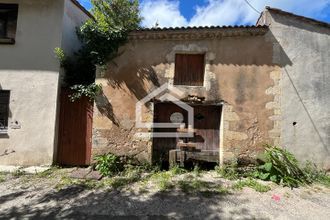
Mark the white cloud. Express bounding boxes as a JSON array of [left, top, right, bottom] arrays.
[[140, 0, 330, 28], [140, 0, 188, 27]]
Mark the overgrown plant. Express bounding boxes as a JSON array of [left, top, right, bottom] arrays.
[[303, 161, 330, 187], [94, 153, 123, 177], [254, 145, 309, 188], [215, 162, 239, 180], [69, 83, 102, 102], [55, 0, 141, 100]]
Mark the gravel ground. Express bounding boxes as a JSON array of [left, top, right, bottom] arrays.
[[0, 169, 330, 220]]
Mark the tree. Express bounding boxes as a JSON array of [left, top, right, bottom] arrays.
[[78, 0, 141, 66]]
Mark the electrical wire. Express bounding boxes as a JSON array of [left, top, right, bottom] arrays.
[[244, 0, 261, 14]]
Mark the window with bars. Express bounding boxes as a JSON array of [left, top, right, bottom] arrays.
[[174, 54, 205, 86], [0, 3, 18, 44], [0, 91, 10, 133]]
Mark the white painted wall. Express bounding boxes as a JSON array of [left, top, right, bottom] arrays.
[[0, 0, 90, 166]]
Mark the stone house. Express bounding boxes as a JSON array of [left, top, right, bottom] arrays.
[[93, 24, 280, 167], [0, 0, 91, 166], [93, 7, 330, 169]]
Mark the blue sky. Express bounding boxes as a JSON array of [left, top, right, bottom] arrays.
[[78, 0, 330, 27]]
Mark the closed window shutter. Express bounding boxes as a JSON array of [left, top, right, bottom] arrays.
[[174, 54, 205, 86]]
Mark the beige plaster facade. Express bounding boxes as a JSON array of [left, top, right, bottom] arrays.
[[93, 26, 282, 164]]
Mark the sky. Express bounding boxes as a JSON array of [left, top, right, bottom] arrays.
[[78, 0, 330, 27]]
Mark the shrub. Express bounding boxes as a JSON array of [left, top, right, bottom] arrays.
[[253, 145, 309, 188], [94, 153, 123, 177]]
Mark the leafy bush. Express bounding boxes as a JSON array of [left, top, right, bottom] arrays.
[[69, 83, 102, 102], [253, 145, 309, 187], [94, 153, 123, 177]]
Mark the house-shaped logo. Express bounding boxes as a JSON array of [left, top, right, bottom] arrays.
[[135, 83, 194, 138]]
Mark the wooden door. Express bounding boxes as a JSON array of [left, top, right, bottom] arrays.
[[57, 88, 93, 166], [152, 102, 221, 165]]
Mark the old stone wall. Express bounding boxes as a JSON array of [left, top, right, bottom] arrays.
[[93, 32, 280, 163]]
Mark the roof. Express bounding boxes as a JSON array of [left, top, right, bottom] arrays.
[[265, 6, 330, 28], [129, 25, 269, 40], [70, 0, 93, 19]]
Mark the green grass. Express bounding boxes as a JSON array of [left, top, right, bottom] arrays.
[[316, 175, 330, 187], [36, 166, 61, 178], [215, 163, 239, 180], [150, 171, 174, 191], [169, 165, 186, 175], [12, 168, 26, 177], [0, 172, 5, 183], [232, 178, 271, 192]]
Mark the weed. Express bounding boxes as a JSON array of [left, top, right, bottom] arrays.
[[12, 168, 26, 177], [150, 171, 174, 191], [169, 165, 186, 175], [0, 172, 5, 183], [94, 153, 123, 177], [178, 179, 210, 193], [193, 164, 201, 177], [232, 178, 271, 192], [215, 162, 239, 180], [36, 166, 60, 178], [254, 145, 308, 188], [217, 186, 230, 195], [303, 161, 330, 188]]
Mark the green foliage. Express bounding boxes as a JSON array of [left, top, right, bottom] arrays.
[[253, 145, 309, 188], [0, 172, 5, 183], [215, 162, 239, 180], [79, 0, 141, 66], [150, 171, 174, 191], [232, 178, 271, 192], [69, 83, 102, 102], [169, 165, 186, 175], [303, 161, 330, 187], [55, 0, 141, 97], [54, 47, 65, 63], [94, 153, 123, 177], [12, 168, 26, 177]]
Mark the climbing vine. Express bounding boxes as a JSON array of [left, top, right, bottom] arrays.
[[55, 0, 141, 101]]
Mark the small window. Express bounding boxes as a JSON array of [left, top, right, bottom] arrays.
[[174, 54, 205, 86], [0, 91, 10, 133], [0, 3, 18, 44]]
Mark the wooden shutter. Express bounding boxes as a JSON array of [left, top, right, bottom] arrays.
[[174, 54, 205, 86]]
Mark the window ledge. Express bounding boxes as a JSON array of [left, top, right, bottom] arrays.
[[0, 130, 8, 135], [0, 38, 15, 44]]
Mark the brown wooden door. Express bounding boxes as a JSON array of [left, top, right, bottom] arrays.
[[152, 102, 221, 165], [57, 88, 93, 166]]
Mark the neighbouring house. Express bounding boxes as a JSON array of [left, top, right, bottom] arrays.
[[257, 7, 330, 169], [0, 0, 91, 166], [93, 7, 330, 169]]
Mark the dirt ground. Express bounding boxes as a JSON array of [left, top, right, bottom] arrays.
[[1, 168, 330, 220]]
